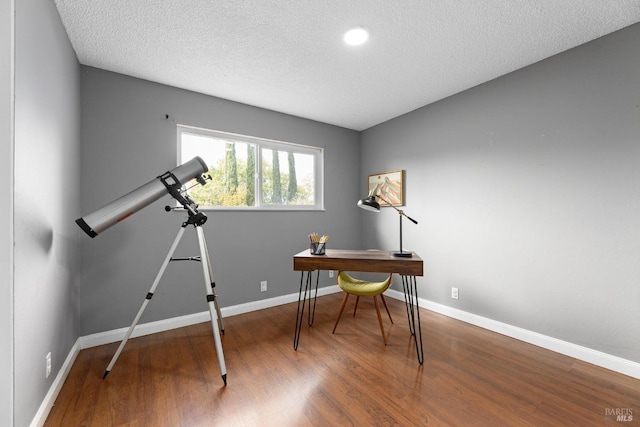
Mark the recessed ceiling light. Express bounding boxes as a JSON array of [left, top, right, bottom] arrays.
[[344, 27, 369, 46]]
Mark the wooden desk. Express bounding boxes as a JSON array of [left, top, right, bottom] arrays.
[[292, 249, 425, 364]]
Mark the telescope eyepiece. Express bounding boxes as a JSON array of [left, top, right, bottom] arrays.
[[196, 174, 211, 186]]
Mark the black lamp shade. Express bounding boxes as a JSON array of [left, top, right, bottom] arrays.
[[357, 195, 381, 212]]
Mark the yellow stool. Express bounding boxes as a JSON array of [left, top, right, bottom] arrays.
[[332, 271, 393, 344]]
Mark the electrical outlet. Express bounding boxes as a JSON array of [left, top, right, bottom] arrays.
[[46, 352, 52, 378], [260, 281, 267, 292], [451, 287, 459, 300], [329, 270, 334, 278]]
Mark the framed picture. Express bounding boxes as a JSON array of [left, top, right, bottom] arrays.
[[367, 170, 404, 207]]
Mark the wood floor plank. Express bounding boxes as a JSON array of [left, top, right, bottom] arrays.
[[45, 293, 640, 426]]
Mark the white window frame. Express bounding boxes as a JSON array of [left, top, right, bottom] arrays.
[[177, 125, 324, 211]]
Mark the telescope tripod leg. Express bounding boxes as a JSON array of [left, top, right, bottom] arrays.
[[200, 227, 224, 335], [103, 226, 187, 379], [195, 225, 227, 385]]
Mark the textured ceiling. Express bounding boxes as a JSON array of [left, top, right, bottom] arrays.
[[54, 0, 640, 131]]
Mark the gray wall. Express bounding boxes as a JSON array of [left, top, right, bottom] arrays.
[[361, 24, 640, 363], [1, 1, 15, 425], [79, 67, 361, 335], [13, 1, 82, 426]]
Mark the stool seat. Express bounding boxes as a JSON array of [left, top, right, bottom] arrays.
[[338, 272, 391, 296]]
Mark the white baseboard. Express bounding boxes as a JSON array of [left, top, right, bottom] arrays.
[[33, 284, 639, 426], [29, 340, 80, 427], [78, 284, 341, 349], [385, 289, 640, 380]]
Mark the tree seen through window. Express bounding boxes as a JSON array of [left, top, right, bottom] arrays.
[[179, 128, 319, 209]]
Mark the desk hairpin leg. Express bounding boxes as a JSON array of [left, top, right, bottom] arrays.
[[402, 275, 424, 364], [293, 270, 320, 350]]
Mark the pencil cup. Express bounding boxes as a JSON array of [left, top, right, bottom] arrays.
[[310, 242, 325, 255]]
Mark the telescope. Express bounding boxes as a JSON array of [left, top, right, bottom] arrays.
[[76, 156, 228, 385], [76, 156, 209, 237]]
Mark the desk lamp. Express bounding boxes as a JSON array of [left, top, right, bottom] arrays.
[[357, 192, 418, 257]]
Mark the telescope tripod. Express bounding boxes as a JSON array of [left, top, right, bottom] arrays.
[[103, 215, 227, 386]]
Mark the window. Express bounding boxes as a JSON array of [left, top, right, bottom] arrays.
[[178, 125, 324, 210]]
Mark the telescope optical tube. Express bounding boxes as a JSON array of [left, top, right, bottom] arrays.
[[76, 157, 208, 238]]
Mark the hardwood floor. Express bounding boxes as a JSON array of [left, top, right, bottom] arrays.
[[45, 293, 639, 426]]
